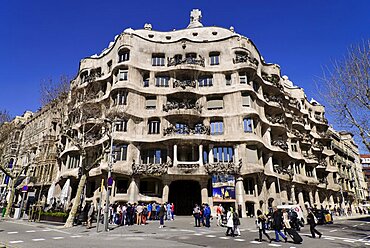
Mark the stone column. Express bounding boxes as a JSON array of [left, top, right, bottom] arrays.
[[198, 144, 203, 166], [128, 177, 140, 203], [291, 184, 297, 204], [209, 144, 214, 163], [162, 179, 170, 204], [173, 144, 178, 164], [136, 145, 141, 163], [235, 176, 246, 217], [265, 153, 274, 173], [315, 190, 321, 208], [309, 190, 314, 207], [200, 180, 209, 205]]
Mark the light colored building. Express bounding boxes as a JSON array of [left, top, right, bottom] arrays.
[[360, 154, 370, 201], [2, 9, 367, 216]]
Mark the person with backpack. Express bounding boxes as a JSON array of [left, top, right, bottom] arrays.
[[272, 207, 287, 242], [307, 209, 322, 238], [233, 211, 241, 236], [256, 209, 272, 242]]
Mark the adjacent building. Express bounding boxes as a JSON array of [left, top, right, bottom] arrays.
[[1, 9, 367, 217], [360, 154, 370, 200]]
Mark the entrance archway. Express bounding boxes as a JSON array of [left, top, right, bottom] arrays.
[[168, 180, 201, 215]]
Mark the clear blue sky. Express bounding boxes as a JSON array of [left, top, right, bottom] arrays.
[[1, 0, 369, 118]]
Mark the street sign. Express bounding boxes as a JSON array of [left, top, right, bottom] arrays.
[[22, 185, 28, 193], [107, 177, 113, 187]]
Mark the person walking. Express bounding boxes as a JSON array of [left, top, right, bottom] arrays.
[[307, 210, 322, 238], [86, 202, 94, 229], [216, 204, 223, 226], [193, 204, 201, 227], [136, 203, 143, 225], [272, 207, 287, 242], [203, 204, 211, 227], [233, 211, 241, 236], [158, 203, 165, 228], [166, 202, 172, 220], [256, 209, 272, 242], [171, 203, 175, 220], [282, 208, 291, 234], [147, 202, 152, 220], [225, 207, 235, 237]]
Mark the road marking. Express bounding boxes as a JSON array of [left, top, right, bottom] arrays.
[[365, 243, 370, 246], [53, 237, 64, 240], [194, 233, 202, 236], [7, 231, 18, 234], [250, 241, 262, 244], [71, 235, 82, 238], [219, 237, 230, 239], [342, 227, 347, 229], [353, 225, 358, 227], [249, 230, 259, 233], [234, 238, 245, 242], [343, 240, 356, 243], [268, 244, 282, 247], [329, 229, 337, 232], [9, 241, 23, 244], [26, 230, 36, 233], [42, 229, 52, 232], [206, 235, 216, 238], [32, 238, 45, 241], [324, 237, 335, 240]]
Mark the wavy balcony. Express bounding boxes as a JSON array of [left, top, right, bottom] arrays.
[[163, 124, 210, 136], [131, 161, 172, 175], [271, 139, 288, 151], [167, 56, 205, 67], [264, 94, 283, 105], [233, 54, 259, 67], [204, 159, 242, 175], [173, 80, 196, 89], [163, 100, 202, 113]]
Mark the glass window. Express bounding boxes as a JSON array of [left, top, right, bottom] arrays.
[[118, 69, 128, 81], [243, 118, 253, 133], [114, 120, 128, 132], [225, 74, 232, 85], [175, 123, 189, 134], [207, 99, 223, 110], [152, 54, 165, 66], [209, 52, 220, 65], [198, 76, 213, 87], [142, 149, 167, 164], [113, 144, 128, 161], [239, 73, 247, 84], [155, 76, 169, 87], [118, 50, 130, 62], [148, 120, 160, 134], [291, 142, 298, 152], [210, 121, 224, 135], [242, 93, 251, 107], [113, 91, 127, 105], [146, 96, 156, 109], [212, 146, 234, 162]]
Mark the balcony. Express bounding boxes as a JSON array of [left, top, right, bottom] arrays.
[[177, 162, 200, 173], [317, 159, 327, 169], [204, 159, 242, 175], [266, 114, 285, 125], [173, 80, 196, 89], [167, 56, 205, 67], [291, 129, 303, 139], [271, 139, 288, 151], [163, 100, 202, 113], [233, 54, 259, 67], [163, 124, 210, 136], [264, 94, 283, 104], [132, 160, 172, 175], [318, 177, 328, 184], [314, 116, 328, 124], [262, 73, 283, 90], [317, 131, 331, 139], [288, 97, 300, 109]]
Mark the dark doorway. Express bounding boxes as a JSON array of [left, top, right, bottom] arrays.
[[245, 201, 255, 217], [168, 180, 201, 215]]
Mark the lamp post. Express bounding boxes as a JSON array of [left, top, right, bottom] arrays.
[[274, 164, 282, 204], [104, 119, 117, 232]]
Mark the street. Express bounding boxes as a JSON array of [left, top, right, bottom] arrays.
[[0, 216, 370, 248]]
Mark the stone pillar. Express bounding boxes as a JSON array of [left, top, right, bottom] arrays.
[[173, 144, 178, 164], [313, 168, 317, 180], [209, 144, 214, 163], [162, 179, 170, 203], [136, 145, 141, 163], [128, 177, 140, 203], [265, 153, 274, 173], [315, 190, 321, 208], [234, 144, 239, 162], [309, 190, 314, 207], [200, 180, 209, 205], [198, 144, 203, 166], [235, 176, 246, 217], [291, 184, 297, 204]]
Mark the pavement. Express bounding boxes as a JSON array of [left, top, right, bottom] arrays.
[[0, 214, 370, 248]]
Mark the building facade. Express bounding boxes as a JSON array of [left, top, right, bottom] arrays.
[[1, 10, 367, 216], [360, 154, 370, 200]]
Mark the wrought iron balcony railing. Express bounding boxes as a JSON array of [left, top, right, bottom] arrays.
[[204, 159, 242, 175], [132, 160, 172, 175], [163, 124, 210, 136], [271, 140, 289, 151], [163, 100, 202, 113], [173, 80, 196, 89], [167, 56, 205, 67]]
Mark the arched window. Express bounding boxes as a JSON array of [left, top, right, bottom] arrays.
[[118, 48, 130, 62]]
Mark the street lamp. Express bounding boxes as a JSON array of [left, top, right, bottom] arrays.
[[274, 164, 282, 204], [103, 118, 120, 232]]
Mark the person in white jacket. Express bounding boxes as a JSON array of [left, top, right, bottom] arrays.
[[225, 207, 235, 237]]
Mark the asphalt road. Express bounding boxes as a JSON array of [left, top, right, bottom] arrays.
[[0, 216, 369, 248]]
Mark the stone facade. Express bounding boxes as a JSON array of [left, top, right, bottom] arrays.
[[0, 10, 367, 216]]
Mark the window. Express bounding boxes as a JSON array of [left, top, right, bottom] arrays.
[[225, 74, 232, 85], [116, 179, 129, 194], [291, 142, 298, 152], [118, 69, 128, 81], [148, 119, 160, 134], [306, 167, 313, 177], [113, 91, 127, 105], [210, 121, 224, 135], [253, 81, 260, 92], [155, 76, 169, 87], [198, 76, 213, 87], [239, 73, 247, 84], [207, 98, 223, 110], [244, 178, 254, 195], [213, 146, 234, 162], [146, 96, 156, 109], [114, 120, 127, 132], [113, 144, 127, 161], [243, 118, 256, 133], [107, 60, 112, 73], [152, 54, 165, 66], [209, 52, 220, 65], [118, 49, 130, 62], [242, 93, 251, 107], [141, 149, 167, 164], [175, 123, 189, 134], [295, 163, 301, 174], [67, 155, 80, 169]]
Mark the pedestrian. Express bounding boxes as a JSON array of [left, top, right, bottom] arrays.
[[166, 202, 171, 220], [147, 202, 152, 220], [272, 207, 287, 242], [203, 203, 211, 227], [233, 211, 241, 236], [307, 209, 322, 238], [142, 204, 147, 225], [225, 207, 235, 237], [256, 209, 272, 242], [158, 203, 165, 228], [216, 204, 223, 226], [171, 203, 175, 220], [282, 208, 291, 233], [136, 203, 143, 225], [193, 204, 201, 227], [87, 202, 94, 229]]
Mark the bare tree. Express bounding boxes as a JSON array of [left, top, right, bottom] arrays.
[[318, 40, 370, 152], [40, 75, 70, 107], [0, 110, 11, 125]]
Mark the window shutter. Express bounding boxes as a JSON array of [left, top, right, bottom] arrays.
[[242, 95, 251, 107], [246, 147, 258, 163], [146, 99, 156, 108], [207, 99, 223, 109]]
